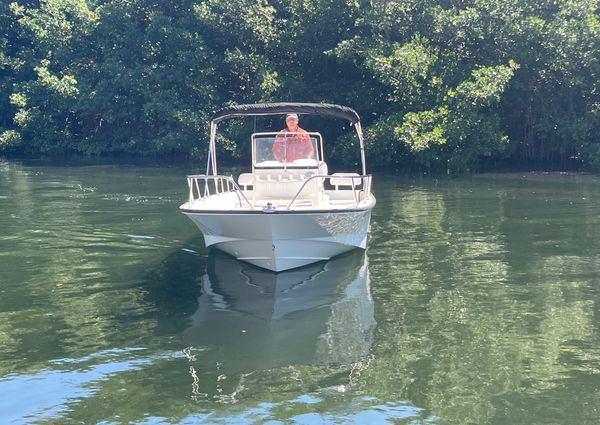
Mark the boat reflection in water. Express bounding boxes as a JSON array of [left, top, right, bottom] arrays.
[[183, 249, 375, 373]]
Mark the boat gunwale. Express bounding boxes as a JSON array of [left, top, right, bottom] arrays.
[[179, 204, 375, 215]]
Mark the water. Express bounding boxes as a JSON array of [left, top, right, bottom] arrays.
[[1, 159, 600, 424]]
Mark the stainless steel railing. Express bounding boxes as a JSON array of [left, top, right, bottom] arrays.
[[186, 175, 253, 209], [286, 174, 373, 209], [187, 173, 373, 211]]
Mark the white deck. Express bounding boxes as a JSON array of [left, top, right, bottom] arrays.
[[183, 188, 367, 211], [183, 165, 372, 211]]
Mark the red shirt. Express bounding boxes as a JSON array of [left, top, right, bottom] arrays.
[[272, 127, 314, 162]]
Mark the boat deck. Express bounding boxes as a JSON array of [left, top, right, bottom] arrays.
[[182, 172, 374, 213]]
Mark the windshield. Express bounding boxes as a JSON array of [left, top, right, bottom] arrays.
[[252, 132, 322, 167]]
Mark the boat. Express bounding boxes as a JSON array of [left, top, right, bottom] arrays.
[[180, 102, 376, 272], [183, 250, 375, 374]]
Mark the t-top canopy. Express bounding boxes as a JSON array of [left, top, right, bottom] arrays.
[[211, 102, 361, 125]]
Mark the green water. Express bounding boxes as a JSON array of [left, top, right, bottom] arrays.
[[1, 159, 600, 424]]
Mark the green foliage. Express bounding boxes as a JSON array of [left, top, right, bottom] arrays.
[[365, 37, 439, 107], [0, 129, 22, 150], [441, 61, 518, 171], [396, 107, 447, 152], [0, 0, 599, 170], [194, 0, 279, 103], [0, 1, 22, 134]]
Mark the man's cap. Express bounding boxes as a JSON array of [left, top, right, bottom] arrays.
[[286, 113, 299, 120]]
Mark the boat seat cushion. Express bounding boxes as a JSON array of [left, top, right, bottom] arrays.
[[330, 173, 361, 189], [238, 173, 253, 189]]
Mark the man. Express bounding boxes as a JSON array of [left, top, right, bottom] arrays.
[[272, 113, 314, 162]]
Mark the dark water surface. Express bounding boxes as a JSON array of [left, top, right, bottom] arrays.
[[1, 159, 600, 424]]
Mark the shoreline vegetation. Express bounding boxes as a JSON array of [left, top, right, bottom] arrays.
[[2, 0, 600, 173]]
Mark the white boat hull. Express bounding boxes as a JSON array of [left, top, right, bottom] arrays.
[[181, 208, 372, 271]]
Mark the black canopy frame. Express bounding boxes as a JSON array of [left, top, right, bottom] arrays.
[[207, 102, 366, 176]]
